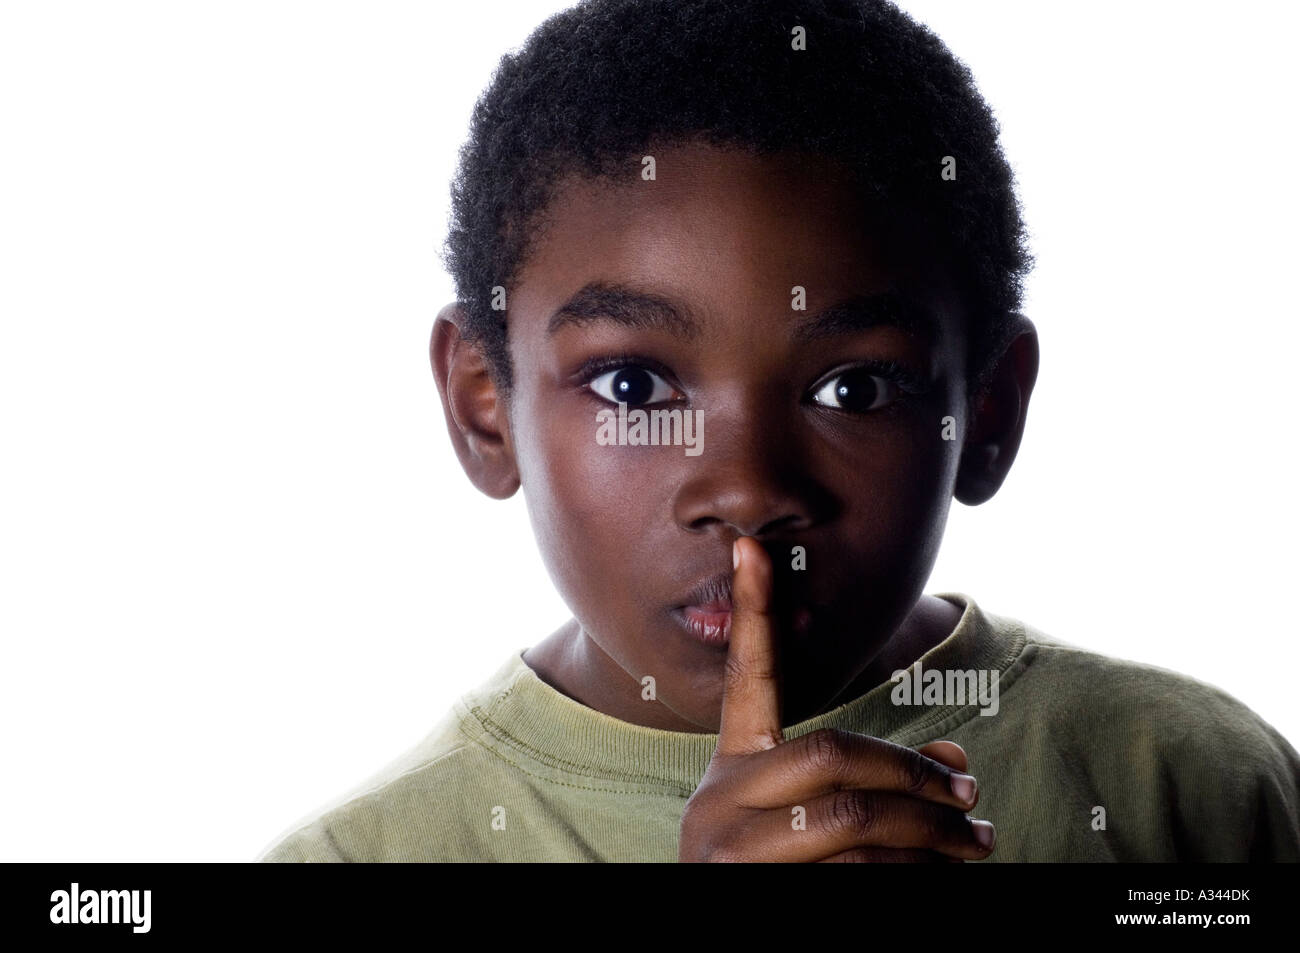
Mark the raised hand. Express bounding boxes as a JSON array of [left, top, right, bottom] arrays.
[[677, 536, 996, 862]]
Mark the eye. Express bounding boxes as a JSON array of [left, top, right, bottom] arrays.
[[809, 367, 900, 413], [587, 365, 682, 406]]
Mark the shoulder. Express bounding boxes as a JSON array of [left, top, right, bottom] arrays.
[[257, 653, 531, 863], [1016, 621, 1292, 765], [996, 613, 1300, 860]]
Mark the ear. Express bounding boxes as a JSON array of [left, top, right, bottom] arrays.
[[954, 314, 1039, 506], [429, 302, 520, 500]]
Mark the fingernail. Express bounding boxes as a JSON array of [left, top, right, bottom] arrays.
[[733, 539, 742, 570], [949, 772, 977, 805], [971, 819, 995, 850]]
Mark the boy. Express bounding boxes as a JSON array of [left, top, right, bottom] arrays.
[[258, 0, 1300, 861]]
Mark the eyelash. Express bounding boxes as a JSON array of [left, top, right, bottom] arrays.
[[575, 353, 685, 406], [808, 359, 930, 415], [575, 354, 928, 413]]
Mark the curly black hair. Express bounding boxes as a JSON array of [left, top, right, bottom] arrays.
[[441, 0, 1032, 398]]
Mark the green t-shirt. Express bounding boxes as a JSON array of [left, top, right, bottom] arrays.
[[257, 594, 1300, 862]]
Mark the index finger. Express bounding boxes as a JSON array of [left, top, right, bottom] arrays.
[[716, 536, 784, 756]]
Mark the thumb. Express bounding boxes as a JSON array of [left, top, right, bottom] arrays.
[[918, 740, 969, 774]]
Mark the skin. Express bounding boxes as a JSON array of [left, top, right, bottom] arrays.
[[430, 139, 1038, 861], [687, 537, 994, 862]]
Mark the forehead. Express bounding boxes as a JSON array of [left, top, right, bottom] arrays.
[[512, 140, 962, 345], [523, 142, 875, 277]]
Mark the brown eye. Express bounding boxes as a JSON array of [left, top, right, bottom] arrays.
[[588, 366, 681, 406], [810, 368, 899, 413]]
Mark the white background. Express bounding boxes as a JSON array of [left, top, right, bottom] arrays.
[[1, 1, 1296, 861]]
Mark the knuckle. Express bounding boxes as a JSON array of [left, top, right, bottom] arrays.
[[898, 747, 934, 798], [680, 793, 706, 826], [721, 654, 750, 696], [680, 786, 723, 832], [823, 788, 878, 838], [721, 652, 775, 696], [801, 727, 850, 779], [918, 804, 950, 843], [680, 784, 755, 863]]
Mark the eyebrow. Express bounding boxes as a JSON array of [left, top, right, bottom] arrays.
[[547, 282, 700, 339], [546, 282, 938, 343]]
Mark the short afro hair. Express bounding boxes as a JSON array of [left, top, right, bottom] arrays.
[[441, 0, 1032, 397]]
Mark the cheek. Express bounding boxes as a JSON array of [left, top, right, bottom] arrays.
[[514, 401, 674, 622], [837, 403, 962, 580]]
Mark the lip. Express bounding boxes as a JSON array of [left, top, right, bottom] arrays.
[[672, 571, 734, 647], [678, 572, 734, 613], [673, 606, 733, 647], [670, 571, 816, 647]]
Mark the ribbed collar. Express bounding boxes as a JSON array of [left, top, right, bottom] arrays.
[[454, 593, 1026, 795]]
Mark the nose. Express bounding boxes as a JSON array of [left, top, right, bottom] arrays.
[[671, 405, 831, 539]]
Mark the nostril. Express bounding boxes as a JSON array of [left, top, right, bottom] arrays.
[[671, 458, 835, 536]]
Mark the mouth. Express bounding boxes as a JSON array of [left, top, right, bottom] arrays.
[[672, 572, 734, 647], [670, 571, 816, 648]]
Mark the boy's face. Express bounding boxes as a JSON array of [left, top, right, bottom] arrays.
[[452, 141, 981, 730]]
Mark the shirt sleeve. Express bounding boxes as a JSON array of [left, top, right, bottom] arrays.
[[1161, 692, 1300, 862], [256, 821, 351, 863]]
